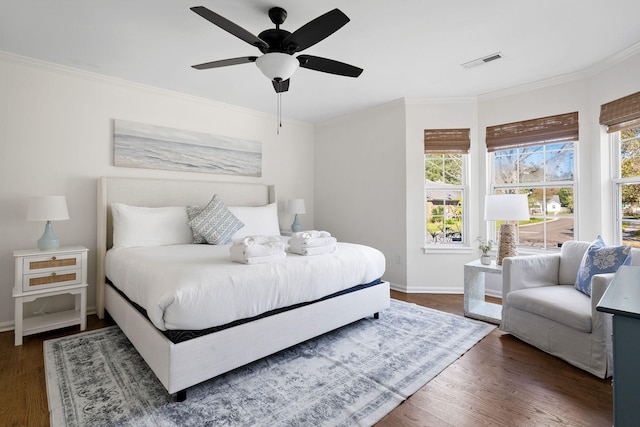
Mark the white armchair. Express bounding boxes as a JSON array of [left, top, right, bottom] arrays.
[[501, 241, 617, 378]]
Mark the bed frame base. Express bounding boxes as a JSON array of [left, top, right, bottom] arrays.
[[105, 281, 390, 397], [171, 310, 382, 402]]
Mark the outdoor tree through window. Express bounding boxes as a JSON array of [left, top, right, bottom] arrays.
[[492, 143, 575, 248], [614, 126, 640, 247], [425, 154, 465, 244], [424, 128, 469, 247], [487, 112, 578, 249]]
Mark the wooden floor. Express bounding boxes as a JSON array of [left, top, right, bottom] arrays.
[[0, 292, 612, 426]]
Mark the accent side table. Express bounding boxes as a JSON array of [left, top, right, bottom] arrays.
[[464, 259, 502, 324]]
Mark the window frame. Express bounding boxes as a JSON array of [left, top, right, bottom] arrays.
[[424, 152, 470, 249], [489, 142, 577, 250], [611, 127, 640, 246]]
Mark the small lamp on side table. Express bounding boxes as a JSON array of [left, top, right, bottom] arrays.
[[287, 199, 306, 233], [484, 194, 529, 265], [27, 196, 69, 251]]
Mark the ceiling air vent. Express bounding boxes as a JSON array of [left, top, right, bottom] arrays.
[[461, 52, 503, 69]]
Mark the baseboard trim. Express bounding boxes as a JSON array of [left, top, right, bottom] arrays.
[[390, 283, 464, 294], [390, 283, 502, 299]]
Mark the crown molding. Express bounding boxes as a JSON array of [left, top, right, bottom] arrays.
[[0, 50, 313, 128], [479, 41, 640, 102]]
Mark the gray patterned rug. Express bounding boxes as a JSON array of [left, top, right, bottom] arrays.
[[44, 299, 494, 426]]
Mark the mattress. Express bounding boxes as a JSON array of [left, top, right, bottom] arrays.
[[105, 239, 386, 331]]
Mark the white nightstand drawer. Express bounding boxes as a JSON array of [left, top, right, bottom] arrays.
[[22, 252, 82, 274], [23, 268, 83, 291]]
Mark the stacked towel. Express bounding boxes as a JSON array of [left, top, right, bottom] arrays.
[[288, 230, 337, 256], [230, 235, 286, 264]]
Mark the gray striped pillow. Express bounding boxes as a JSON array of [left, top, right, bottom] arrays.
[[188, 195, 244, 245], [186, 205, 206, 244]]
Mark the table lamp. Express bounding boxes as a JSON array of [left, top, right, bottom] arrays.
[[27, 196, 70, 250], [287, 199, 306, 232], [484, 194, 530, 265]]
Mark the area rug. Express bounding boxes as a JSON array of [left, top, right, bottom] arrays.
[[44, 299, 495, 426]]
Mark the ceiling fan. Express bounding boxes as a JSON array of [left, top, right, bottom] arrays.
[[190, 6, 363, 93]]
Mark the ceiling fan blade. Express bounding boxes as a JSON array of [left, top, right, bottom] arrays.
[[283, 9, 349, 53], [191, 6, 269, 50], [192, 56, 258, 70], [297, 55, 363, 77], [272, 79, 290, 93]]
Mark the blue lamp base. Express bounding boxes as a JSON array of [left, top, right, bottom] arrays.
[[291, 214, 302, 233], [37, 221, 61, 251]]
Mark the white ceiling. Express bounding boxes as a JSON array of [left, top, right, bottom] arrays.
[[2, 0, 640, 123]]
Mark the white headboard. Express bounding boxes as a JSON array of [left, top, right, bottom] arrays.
[[96, 176, 276, 318]]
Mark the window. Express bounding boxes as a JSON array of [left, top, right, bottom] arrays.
[[601, 91, 640, 247], [487, 113, 578, 249], [424, 129, 469, 246], [613, 126, 640, 247]]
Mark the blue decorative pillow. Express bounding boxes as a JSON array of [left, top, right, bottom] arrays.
[[574, 235, 631, 296], [188, 195, 244, 245]]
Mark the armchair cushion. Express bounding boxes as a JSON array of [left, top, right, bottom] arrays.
[[507, 285, 592, 332], [574, 236, 631, 296], [559, 241, 592, 284]]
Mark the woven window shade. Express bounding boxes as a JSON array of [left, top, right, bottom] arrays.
[[424, 128, 470, 154], [486, 112, 579, 152], [599, 91, 640, 133]]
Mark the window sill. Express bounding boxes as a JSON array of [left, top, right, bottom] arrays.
[[423, 245, 473, 255]]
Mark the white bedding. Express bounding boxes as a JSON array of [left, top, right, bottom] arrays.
[[105, 238, 385, 331]]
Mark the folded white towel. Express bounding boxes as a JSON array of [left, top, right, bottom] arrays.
[[231, 251, 286, 265], [288, 244, 337, 256], [232, 235, 280, 246], [230, 240, 285, 260], [288, 236, 337, 252], [291, 230, 331, 239]]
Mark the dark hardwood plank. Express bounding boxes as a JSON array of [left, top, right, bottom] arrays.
[[0, 293, 612, 426], [0, 315, 115, 427], [376, 291, 612, 427]]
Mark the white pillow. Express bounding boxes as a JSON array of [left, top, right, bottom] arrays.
[[228, 203, 280, 239], [111, 203, 193, 249]]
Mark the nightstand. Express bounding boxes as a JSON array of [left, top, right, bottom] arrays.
[[13, 246, 88, 346]]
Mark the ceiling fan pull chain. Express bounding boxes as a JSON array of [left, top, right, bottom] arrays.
[[276, 92, 283, 134]]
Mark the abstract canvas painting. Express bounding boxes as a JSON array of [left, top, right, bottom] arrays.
[[114, 120, 262, 177]]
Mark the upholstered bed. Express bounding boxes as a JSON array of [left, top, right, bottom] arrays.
[[96, 176, 390, 400]]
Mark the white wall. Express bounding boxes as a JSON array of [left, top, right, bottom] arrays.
[[0, 52, 315, 326], [314, 100, 407, 286], [314, 47, 640, 296], [587, 49, 640, 242], [404, 99, 478, 292]]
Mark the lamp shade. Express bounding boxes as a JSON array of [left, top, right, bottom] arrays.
[[255, 53, 299, 81], [484, 194, 529, 221], [27, 196, 69, 221], [287, 199, 306, 215]]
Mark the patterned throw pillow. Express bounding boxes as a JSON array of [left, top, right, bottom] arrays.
[[188, 195, 244, 245], [186, 205, 206, 244], [574, 235, 631, 296]]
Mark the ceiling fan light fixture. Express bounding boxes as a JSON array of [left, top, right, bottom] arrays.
[[255, 52, 299, 81]]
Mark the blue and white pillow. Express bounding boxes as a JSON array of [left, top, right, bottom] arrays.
[[574, 235, 631, 296], [188, 195, 244, 245]]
